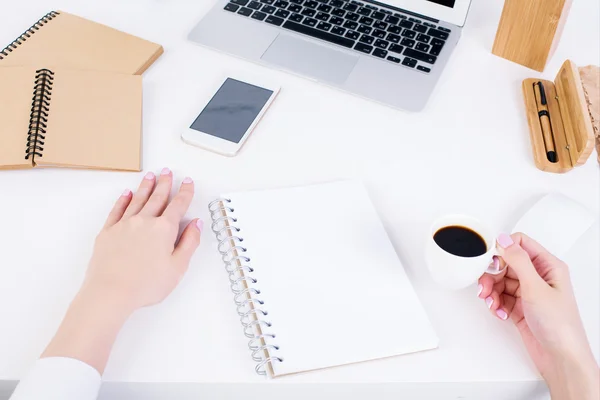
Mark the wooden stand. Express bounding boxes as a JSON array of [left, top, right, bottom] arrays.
[[522, 60, 595, 173], [493, 0, 572, 72]]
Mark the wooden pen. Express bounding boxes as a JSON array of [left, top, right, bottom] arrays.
[[533, 82, 558, 163]]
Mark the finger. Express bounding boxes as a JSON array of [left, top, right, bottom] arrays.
[[503, 276, 521, 297], [478, 273, 500, 299], [103, 189, 133, 229], [496, 256, 507, 273], [162, 177, 194, 225], [512, 232, 569, 285], [509, 298, 525, 324], [495, 294, 516, 321], [478, 257, 507, 298], [512, 232, 552, 261], [496, 233, 546, 298], [172, 219, 203, 275], [505, 263, 520, 280], [140, 168, 173, 217], [123, 172, 156, 218], [484, 288, 502, 313]]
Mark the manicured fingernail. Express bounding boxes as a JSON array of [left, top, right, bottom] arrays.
[[497, 233, 514, 249], [161, 167, 171, 176], [485, 297, 494, 309], [196, 219, 204, 232], [491, 256, 500, 271], [477, 284, 483, 297], [121, 189, 131, 197], [144, 171, 155, 180], [496, 309, 508, 320], [182, 177, 193, 184]]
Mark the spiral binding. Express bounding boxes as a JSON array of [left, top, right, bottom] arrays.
[[209, 198, 284, 376], [25, 69, 54, 160], [0, 11, 61, 60]]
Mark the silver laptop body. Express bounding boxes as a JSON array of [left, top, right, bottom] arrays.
[[189, 0, 462, 111]]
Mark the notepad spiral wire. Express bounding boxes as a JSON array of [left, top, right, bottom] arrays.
[[25, 69, 54, 160], [209, 198, 284, 376], [0, 11, 60, 60]]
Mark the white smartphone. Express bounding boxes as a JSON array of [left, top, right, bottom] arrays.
[[182, 76, 280, 156]]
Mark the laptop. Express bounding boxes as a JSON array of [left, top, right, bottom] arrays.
[[189, 0, 472, 111]]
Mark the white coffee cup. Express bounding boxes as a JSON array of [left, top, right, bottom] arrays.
[[426, 215, 503, 290]]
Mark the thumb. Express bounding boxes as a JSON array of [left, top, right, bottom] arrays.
[[172, 219, 203, 275], [496, 233, 546, 299]]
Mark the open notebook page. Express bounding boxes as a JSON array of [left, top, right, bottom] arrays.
[[222, 181, 438, 377]]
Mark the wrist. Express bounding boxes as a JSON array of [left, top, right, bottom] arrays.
[[42, 284, 133, 374], [546, 350, 599, 400], [77, 281, 137, 321]]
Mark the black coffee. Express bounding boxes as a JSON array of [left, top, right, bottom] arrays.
[[433, 226, 487, 258]]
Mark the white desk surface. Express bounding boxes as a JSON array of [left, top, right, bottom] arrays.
[[1, 0, 599, 399]]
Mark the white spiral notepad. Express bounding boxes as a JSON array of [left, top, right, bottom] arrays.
[[209, 181, 438, 377]]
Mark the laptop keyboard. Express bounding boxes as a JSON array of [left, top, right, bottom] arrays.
[[224, 0, 451, 73]]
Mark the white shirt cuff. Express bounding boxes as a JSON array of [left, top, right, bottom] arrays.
[[10, 357, 102, 400]]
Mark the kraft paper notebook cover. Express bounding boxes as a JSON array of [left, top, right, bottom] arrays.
[[0, 67, 142, 171], [0, 11, 163, 75], [208, 181, 439, 377]]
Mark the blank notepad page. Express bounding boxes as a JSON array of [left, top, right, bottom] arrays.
[[223, 181, 438, 377]]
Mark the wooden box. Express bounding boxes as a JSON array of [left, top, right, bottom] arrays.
[[493, 0, 572, 72], [522, 60, 595, 173]]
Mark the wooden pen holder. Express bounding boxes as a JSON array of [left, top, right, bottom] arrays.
[[522, 60, 595, 173]]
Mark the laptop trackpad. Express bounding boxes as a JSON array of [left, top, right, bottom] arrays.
[[261, 34, 358, 85]]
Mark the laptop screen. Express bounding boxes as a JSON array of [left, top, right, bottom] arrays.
[[377, 0, 471, 26], [427, 0, 455, 7]]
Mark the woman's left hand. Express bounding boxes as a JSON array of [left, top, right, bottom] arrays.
[[84, 168, 202, 315], [42, 169, 202, 373]]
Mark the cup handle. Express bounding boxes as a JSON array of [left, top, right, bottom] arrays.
[[484, 249, 505, 275]]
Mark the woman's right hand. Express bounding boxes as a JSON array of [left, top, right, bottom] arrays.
[[478, 233, 599, 400]]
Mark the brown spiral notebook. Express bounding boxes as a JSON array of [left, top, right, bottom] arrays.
[[0, 67, 142, 171], [0, 11, 163, 75]]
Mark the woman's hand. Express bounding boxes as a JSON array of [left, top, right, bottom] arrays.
[[478, 233, 599, 400], [85, 169, 202, 314], [42, 169, 202, 373]]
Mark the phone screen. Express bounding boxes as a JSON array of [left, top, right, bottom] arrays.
[[190, 78, 274, 143]]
